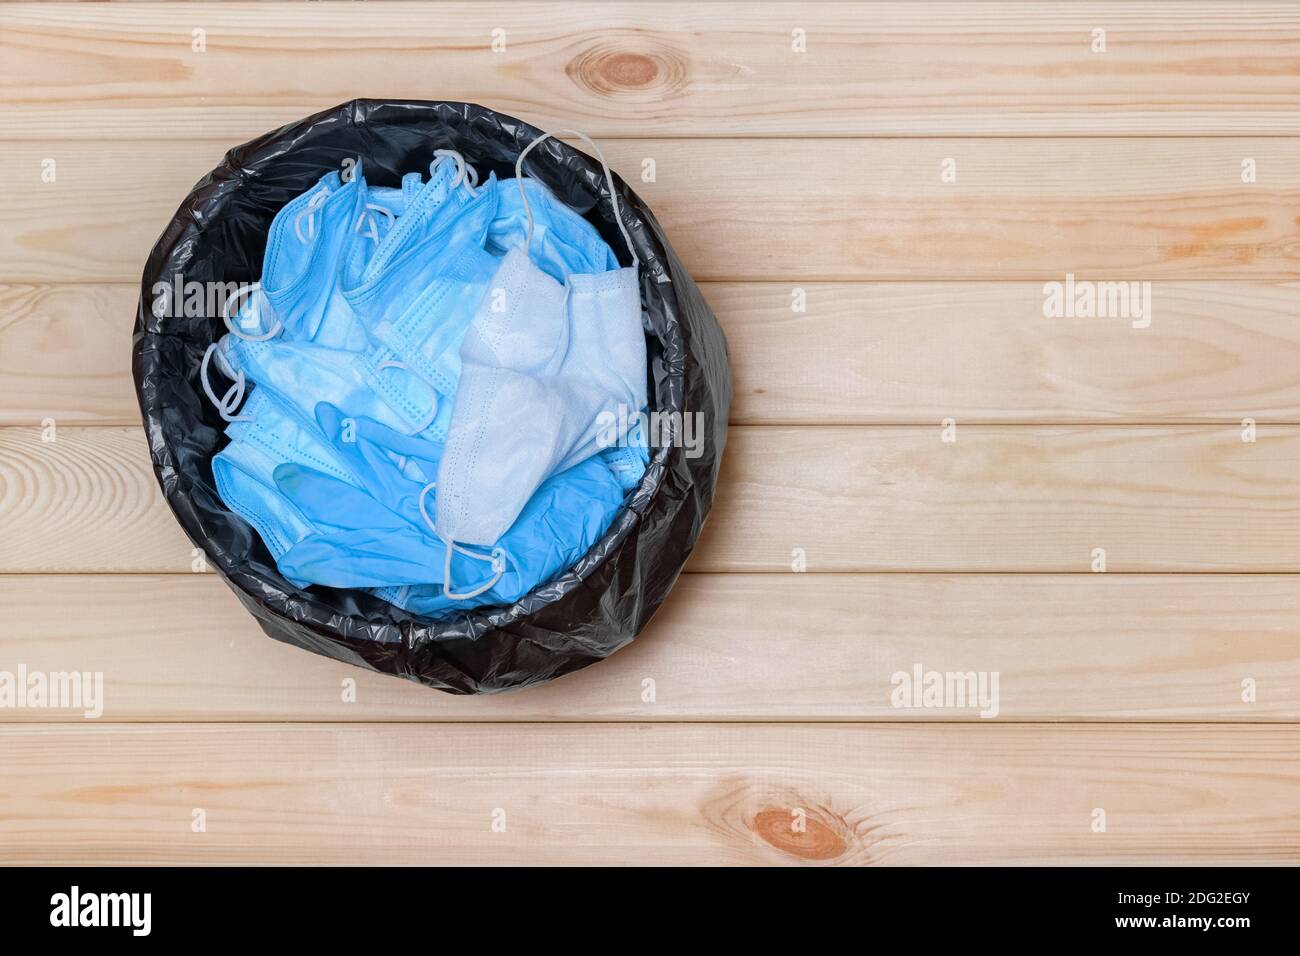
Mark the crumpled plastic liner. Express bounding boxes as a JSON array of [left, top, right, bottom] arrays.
[[132, 100, 731, 694]]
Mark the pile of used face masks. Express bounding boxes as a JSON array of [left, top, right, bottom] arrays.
[[201, 132, 649, 616]]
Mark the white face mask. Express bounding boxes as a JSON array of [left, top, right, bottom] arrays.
[[434, 130, 648, 551]]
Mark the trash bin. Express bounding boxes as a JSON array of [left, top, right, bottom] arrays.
[[133, 100, 731, 693]]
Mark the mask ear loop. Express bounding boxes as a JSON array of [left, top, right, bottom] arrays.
[[417, 483, 507, 601], [222, 282, 282, 342], [293, 187, 333, 244], [374, 360, 438, 433], [432, 149, 480, 197], [200, 343, 253, 423], [514, 128, 639, 268]]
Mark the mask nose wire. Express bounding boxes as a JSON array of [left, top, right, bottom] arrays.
[[222, 282, 282, 342], [417, 482, 507, 601], [514, 128, 639, 268]]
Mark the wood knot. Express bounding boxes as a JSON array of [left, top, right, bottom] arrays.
[[752, 806, 850, 861], [567, 40, 687, 97]]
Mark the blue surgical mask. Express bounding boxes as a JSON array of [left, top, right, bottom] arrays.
[[270, 405, 630, 613], [213, 333, 449, 438], [341, 151, 476, 299], [367, 177, 416, 221], [199, 161, 409, 426], [256, 166, 400, 352], [434, 130, 647, 549], [205, 158, 493, 442], [344, 166, 501, 440], [488, 177, 617, 282]]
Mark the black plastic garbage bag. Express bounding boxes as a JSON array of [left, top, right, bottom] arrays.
[[132, 100, 731, 694]]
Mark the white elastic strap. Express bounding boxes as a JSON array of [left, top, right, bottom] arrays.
[[417, 483, 507, 601], [221, 282, 281, 341], [293, 188, 332, 243], [200, 343, 253, 423], [441, 539, 507, 601], [463, 160, 480, 190], [355, 202, 396, 242], [514, 128, 639, 266], [432, 149, 480, 197], [374, 360, 438, 432]]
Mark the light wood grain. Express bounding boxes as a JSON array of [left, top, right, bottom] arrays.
[[12, 282, 1300, 427], [3, 0, 1299, 869], [5, 138, 1300, 282], [1, 573, 1296, 721], [704, 425, 1300, 572], [9, 424, 1300, 573], [2, 2, 1299, 140], [0, 284, 139, 427], [0, 426, 194, 573], [0, 722, 1295, 864], [717, 281, 1300, 425]]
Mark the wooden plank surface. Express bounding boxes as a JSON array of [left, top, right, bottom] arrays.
[[1, 722, 1295, 864], [5, 138, 1300, 282], [716, 281, 1300, 425], [8, 424, 1300, 574], [11, 281, 1300, 428], [1, 573, 1296, 722], [2, 2, 1298, 140], [2, 0, 1299, 867], [0, 284, 138, 427], [707, 425, 1300, 573]]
